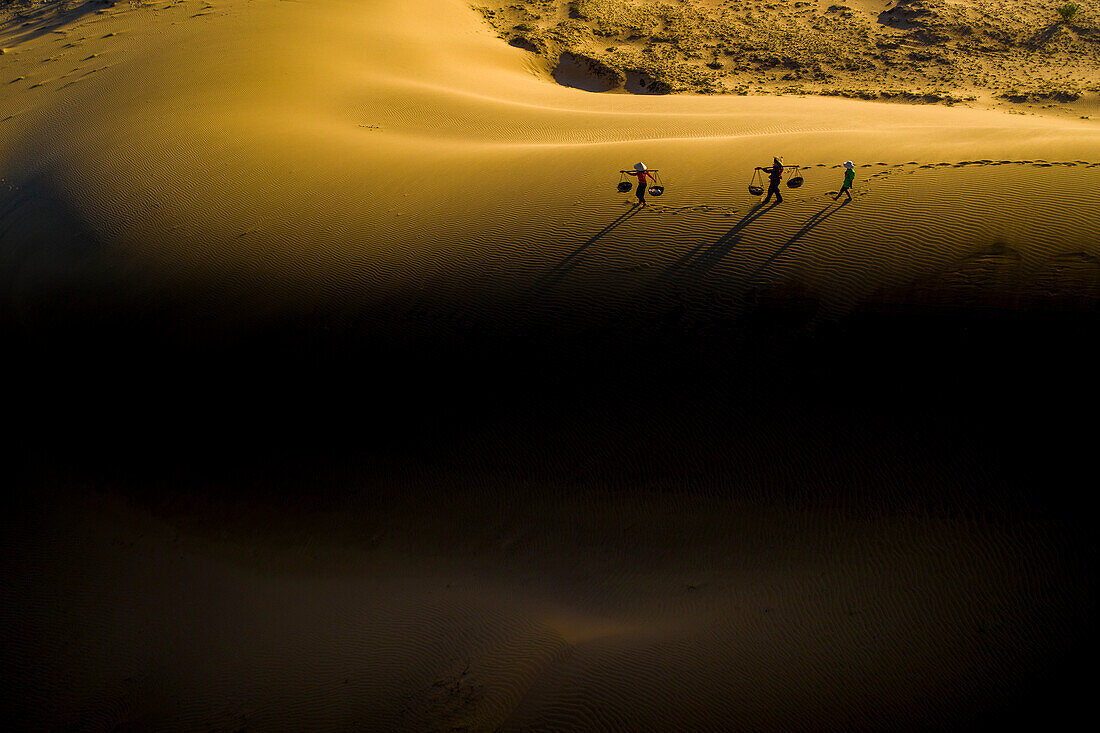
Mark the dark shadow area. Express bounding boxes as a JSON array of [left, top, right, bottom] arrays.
[[875, 0, 938, 31], [661, 201, 777, 280], [536, 205, 639, 291], [551, 51, 623, 92], [1, 171, 1094, 519], [5, 232, 1095, 523], [6, 265, 1098, 715], [0, 175, 107, 310], [748, 200, 847, 282], [0, 0, 108, 45], [1027, 21, 1064, 49], [3, 179, 1097, 730], [624, 70, 671, 95]]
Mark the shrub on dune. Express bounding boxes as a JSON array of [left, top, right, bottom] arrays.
[[1056, 3, 1080, 22]]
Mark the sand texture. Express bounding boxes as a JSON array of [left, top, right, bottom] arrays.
[[1, 0, 1097, 730]]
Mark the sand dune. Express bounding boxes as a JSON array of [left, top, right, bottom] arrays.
[[3, 0, 1098, 331], [2, 0, 1097, 730], [5, 470, 1089, 730]]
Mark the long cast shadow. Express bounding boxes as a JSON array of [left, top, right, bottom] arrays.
[[749, 199, 848, 283], [536, 206, 640, 291], [660, 201, 778, 281]]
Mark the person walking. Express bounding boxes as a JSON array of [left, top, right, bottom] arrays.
[[834, 161, 855, 201], [627, 162, 656, 207], [756, 157, 784, 205]]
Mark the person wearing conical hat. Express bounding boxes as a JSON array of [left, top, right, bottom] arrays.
[[834, 161, 855, 201], [627, 162, 655, 207], [756, 157, 784, 205]]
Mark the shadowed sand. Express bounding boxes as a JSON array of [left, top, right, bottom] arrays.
[[1, 0, 1097, 730]]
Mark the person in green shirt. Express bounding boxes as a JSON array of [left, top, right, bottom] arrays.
[[834, 161, 855, 201]]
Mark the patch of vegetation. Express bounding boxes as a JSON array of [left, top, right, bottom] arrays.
[[1001, 88, 1081, 103], [471, 0, 1100, 105], [1057, 3, 1080, 23]]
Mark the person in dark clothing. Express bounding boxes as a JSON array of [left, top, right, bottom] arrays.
[[627, 162, 656, 207], [756, 157, 784, 204]]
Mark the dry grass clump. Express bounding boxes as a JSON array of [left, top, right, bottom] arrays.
[[1057, 3, 1080, 22]]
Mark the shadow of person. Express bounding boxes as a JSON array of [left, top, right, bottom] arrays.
[[749, 200, 848, 283], [661, 200, 779, 281], [536, 206, 641, 292]]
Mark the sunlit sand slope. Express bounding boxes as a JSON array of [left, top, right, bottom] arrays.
[[2, 0, 1099, 330]]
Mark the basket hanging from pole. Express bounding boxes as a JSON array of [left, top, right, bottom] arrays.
[[748, 168, 764, 196], [648, 170, 665, 197], [617, 170, 632, 193]]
